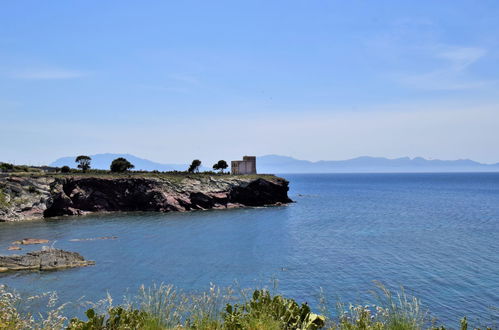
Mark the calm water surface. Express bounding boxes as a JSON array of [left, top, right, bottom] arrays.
[[0, 173, 498, 325]]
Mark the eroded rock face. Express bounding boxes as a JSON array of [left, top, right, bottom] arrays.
[[0, 176, 51, 221], [0, 248, 95, 271], [0, 175, 292, 221], [229, 178, 293, 206]]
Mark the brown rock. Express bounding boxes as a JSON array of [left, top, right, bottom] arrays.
[[7, 246, 21, 251], [0, 248, 95, 271], [21, 238, 49, 245]]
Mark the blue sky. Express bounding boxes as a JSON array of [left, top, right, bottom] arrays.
[[1, 0, 499, 165]]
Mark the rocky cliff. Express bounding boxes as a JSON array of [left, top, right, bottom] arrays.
[[0, 174, 291, 221]]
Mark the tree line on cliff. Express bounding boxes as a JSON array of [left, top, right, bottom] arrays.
[[70, 156, 229, 174]]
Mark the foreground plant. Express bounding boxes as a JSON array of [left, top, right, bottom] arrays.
[[0, 283, 496, 329], [223, 289, 325, 330]]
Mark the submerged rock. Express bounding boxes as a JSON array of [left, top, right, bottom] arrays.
[[0, 248, 95, 271], [20, 238, 49, 245], [7, 246, 21, 251], [69, 236, 118, 242]]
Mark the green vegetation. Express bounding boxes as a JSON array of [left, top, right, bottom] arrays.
[[213, 160, 229, 173], [75, 155, 92, 173], [0, 162, 14, 172], [188, 159, 202, 173], [0, 283, 494, 330], [61, 166, 71, 173], [110, 158, 135, 173], [0, 162, 42, 173], [0, 189, 9, 207]]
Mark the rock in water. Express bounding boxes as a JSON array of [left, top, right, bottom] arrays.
[[0, 248, 95, 271], [21, 238, 49, 245]]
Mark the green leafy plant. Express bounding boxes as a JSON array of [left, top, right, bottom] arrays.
[[67, 307, 155, 329], [223, 289, 325, 330]]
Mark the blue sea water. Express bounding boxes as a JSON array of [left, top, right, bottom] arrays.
[[0, 173, 498, 325]]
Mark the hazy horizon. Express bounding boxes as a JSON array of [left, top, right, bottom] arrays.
[[4, 152, 499, 168], [2, 1, 499, 165]]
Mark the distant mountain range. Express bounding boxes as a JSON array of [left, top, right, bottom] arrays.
[[257, 155, 499, 173], [50, 153, 499, 173]]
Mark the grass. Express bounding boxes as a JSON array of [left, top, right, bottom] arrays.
[[1, 169, 277, 181], [0, 283, 495, 330]]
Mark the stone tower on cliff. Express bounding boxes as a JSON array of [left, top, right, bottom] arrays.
[[231, 156, 257, 175]]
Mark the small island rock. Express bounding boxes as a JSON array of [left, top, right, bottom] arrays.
[[0, 248, 95, 271]]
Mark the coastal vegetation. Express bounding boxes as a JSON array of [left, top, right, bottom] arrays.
[[75, 156, 92, 173], [213, 160, 229, 173], [0, 283, 492, 329], [110, 157, 135, 173], [188, 159, 202, 173]]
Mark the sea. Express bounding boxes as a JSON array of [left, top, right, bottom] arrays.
[[0, 173, 498, 326]]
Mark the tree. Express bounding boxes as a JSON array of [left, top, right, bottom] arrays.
[[61, 166, 71, 173], [212, 160, 228, 173], [110, 157, 135, 173], [75, 155, 91, 172], [188, 159, 201, 173]]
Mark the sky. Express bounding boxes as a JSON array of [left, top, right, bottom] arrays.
[[1, 0, 499, 165]]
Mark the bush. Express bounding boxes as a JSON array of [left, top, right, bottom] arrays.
[[0, 163, 14, 172], [110, 158, 135, 173], [223, 289, 325, 330], [67, 307, 157, 329], [61, 166, 71, 173]]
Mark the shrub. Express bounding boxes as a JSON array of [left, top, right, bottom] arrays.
[[223, 289, 325, 330], [110, 158, 135, 173], [67, 307, 156, 329], [0, 163, 14, 172], [61, 166, 71, 173]]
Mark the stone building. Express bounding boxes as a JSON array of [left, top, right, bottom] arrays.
[[231, 156, 257, 175]]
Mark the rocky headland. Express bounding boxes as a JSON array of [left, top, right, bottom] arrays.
[[0, 174, 292, 221]]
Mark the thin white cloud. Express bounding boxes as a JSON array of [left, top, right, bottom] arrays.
[[397, 70, 491, 91], [397, 45, 491, 90], [436, 46, 486, 70], [11, 68, 88, 80]]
